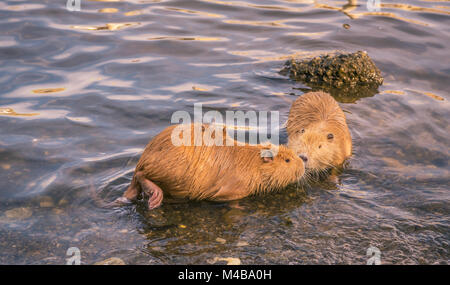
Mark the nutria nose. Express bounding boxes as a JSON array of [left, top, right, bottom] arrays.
[[299, 154, 308, 163]]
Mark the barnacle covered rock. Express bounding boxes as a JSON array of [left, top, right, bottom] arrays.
[[281, 51, 383, 102]]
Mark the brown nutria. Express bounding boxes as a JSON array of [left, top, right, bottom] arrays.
[[286, 91, 352, 172], [117, 123, 305, 209]]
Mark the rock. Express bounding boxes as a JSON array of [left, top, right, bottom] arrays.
[[236, 241, 249, 247], [216, 237, 226, 244], [94, 257, 125, 265], [52, 208, 64, 215], [223, 208, 244, 223], [1, 164, 11, 170], [281, 51, 383, 102], [4, 207, 32, 220], [39, 196, 54, 208], [211, 257, 241, 265], [58, 198, 68, 206]]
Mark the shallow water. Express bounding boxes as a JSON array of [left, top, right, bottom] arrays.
[[0, 0, 449, 264]]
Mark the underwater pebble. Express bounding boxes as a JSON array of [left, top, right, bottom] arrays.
[[1, 164, 11, 170], [52, 208, 64, 215], [4, 207, 32, 220], [39, 196, 54, 208], [211, 257, 241, 265], [216, 237, 226, 244], [58, 199, 68, 206], [236, 241, 249, 247], [94, 257, 126, 265], [223, 208, 244, 223]]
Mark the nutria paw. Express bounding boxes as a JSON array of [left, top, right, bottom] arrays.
[[139, 178, 163, 209]]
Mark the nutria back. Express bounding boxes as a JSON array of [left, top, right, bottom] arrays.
[[286, 91, 352, 171], [135, 124, 305, 201]]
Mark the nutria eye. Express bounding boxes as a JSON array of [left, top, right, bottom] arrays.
[[318, 145, 322, 149], [285, 159, 290, 163], [327, 133, 334, 140], [301, 129, 305, 133]]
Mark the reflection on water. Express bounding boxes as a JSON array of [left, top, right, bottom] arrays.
[[0, 0, 449, 264]]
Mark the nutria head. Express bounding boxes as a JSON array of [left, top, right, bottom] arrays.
[[259, 145, 305, 190], [286, 92, 352, 171]]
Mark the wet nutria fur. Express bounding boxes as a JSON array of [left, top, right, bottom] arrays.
[[119, 123, 305, 209], [286, 91, 352, 172]]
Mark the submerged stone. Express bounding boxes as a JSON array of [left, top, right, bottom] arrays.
[[216, 237, 227, 244], [210, 257, 241, 265], [281, 51, 383, 102], [4, 207, 33, 220], [39, 196, 54, 208], [94, 257, 126, 265]]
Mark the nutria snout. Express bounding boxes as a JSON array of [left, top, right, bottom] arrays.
[[286, 91, 352, 172], [298, 154, 308, 163]]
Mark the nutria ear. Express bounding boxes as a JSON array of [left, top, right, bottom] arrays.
[[261, 149, 274, 163], [262, 156, 273, 163]]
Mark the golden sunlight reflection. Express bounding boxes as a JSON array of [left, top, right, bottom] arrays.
[[164, 7, 224, 18], [6, 70, 104, 99], [271, 92, 294, 104], [315, 0, 435, 26], [0, 3, 45, 10], [192, 86, 209, 91], [228, 49, 337, 63], [223, 19, 294, 28], [422, 92, 445, 101], [0, 107, 39, 117], [65, 116, 93, 124], [405, 89, 446, 102], [286, 31, 330, 38], [381, 3, 450, 15], [98, 8, 119, 13], [71, 22, 140, 31], [106, 94, 173, 101], [380, 90, 406, 95], [32, 88, 65, 94], [435, 6, 450, 11], [213, 73, 245, 82], [146, 36, 226, 41], [0, 102, 69, 119], [160, 83, 218, 93], [200, 0, 303, 12], [420, 0, 450, 2], [124, 10, 142, 16]]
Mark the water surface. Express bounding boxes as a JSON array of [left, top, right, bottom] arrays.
[[0, 0, 449, 264]]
